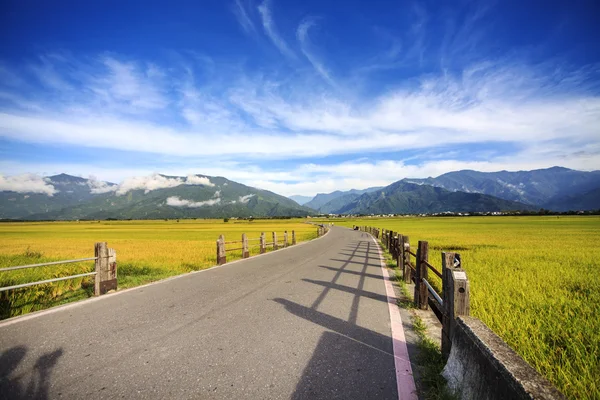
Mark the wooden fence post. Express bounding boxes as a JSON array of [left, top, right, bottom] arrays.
[[95, 242, 117, 295], [403, 236, 411, 283], [273, 232, 278, 250], [396, 234, 403, 270], [260, 232, 266, 254], [442, 252, 460, 357], [242, 233, 249, 258], [217, 235, 226, 265], [284, 231, 288, 247], [388, 231, 394, 253], [444, 261, 469, 358], [292, 230, 296, 245], [414, 241, 429, 310]]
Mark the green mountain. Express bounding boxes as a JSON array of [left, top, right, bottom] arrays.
[[304, 187, 382, 211], [0, 174, 117, 219], [406, 167, 600, 209], [335, 180, 537, 215], [318, 193, 361, 214], [1, 174, 314, 220], [543, 187, 600, 212]]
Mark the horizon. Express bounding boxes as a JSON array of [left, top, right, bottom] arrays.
[[1, 1, 599, 197], [1, 165, 592, 199]]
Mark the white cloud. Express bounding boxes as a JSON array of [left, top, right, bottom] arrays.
[[166, 196, 222, 208], [238, 194, 255, 203], [185, 175, 214, 186], [232, 0, 256, 34], [94, 57, 168, 110], [0, 174, 57, 196], [87, 176, 117, 194], [116, 174, 184, 195], [297, 19, 335, 85], [257, 0, 295, 58], [213, 190, 221, 198], [1, 55, 598, 162]]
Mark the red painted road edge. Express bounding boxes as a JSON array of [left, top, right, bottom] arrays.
[[371, 235, 418, 400]]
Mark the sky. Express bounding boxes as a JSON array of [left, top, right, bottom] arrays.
[[0, 0, 599, 197]]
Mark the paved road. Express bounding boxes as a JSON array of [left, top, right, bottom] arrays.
[[0, 227, 413, 399]]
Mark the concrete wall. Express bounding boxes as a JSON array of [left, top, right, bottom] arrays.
[[442, 316, 565, 400]]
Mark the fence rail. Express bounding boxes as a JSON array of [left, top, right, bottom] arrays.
[[0, 257, 99, 273], [216, 226, 329, 265], [0, 242, 118, 297], [357, 225, 469, 358]]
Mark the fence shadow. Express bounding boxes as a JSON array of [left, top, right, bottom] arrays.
[[273, 236, 400, 399], [0, 346, 64, 400]]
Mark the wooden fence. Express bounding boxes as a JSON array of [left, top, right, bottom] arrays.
[[358, 225, 469, 357], [216, 226, 329, 265], [0, 242, 117, 297]]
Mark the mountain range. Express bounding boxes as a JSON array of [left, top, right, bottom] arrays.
[[292, 167, 600, 214], [1, 167, 598, 220], [404, 167, 600, 210], [302, 187, 382, 212], [0, 174, 313, 220]]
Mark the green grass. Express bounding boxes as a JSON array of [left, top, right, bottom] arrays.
[[411, 314, 457, 400], [0, 219, 319, 319], [324, 216, 600, 399]]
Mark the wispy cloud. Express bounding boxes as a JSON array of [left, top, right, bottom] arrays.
[[92, 56, 169, 111], [0, 57, 598, 161], [297, 18, 335, 85], [1, 1, 599, 197], [232, 0, 256, 34], [257, 0, 295, 58]]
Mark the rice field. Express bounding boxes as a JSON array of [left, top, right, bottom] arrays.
[[324, 215, 600, 400], [0, 219, 318, 320]]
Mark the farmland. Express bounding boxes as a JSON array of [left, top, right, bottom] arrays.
[[324, 215, 600, 400], [0, 219, 318, 319]]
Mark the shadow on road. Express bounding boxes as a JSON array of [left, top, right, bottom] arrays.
[[0, 346, 64, 400], [318, 265, 385, 281], [274, 236, 401, 399]]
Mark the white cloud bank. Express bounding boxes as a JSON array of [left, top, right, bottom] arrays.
[[0, 174, 57, 196], [87, 177, 117, 194], [185, 175, 215, 186], [115, 174, 214, 195], [166, 196, 221, 208]]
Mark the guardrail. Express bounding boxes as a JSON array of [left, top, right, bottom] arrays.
[[0, 242, 117, 296]]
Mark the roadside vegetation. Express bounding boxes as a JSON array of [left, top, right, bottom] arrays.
[[0, 219, 317, 319], [323, 215, 599, 399], [381, 243, 455, 399]]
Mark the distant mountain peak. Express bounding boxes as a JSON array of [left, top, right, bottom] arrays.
[[47, 173, 88, 183]]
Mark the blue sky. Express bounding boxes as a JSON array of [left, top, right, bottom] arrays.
[[1, 0, 599, 196]]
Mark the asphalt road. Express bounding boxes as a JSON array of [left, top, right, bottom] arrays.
[[0, 227, 412, 399]]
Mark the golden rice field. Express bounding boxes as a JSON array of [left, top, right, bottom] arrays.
[[323, 215, 600, 400], [0, 219, 318, 320]]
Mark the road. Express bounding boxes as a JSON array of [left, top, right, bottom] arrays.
[[0, 227, 416, 399]]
